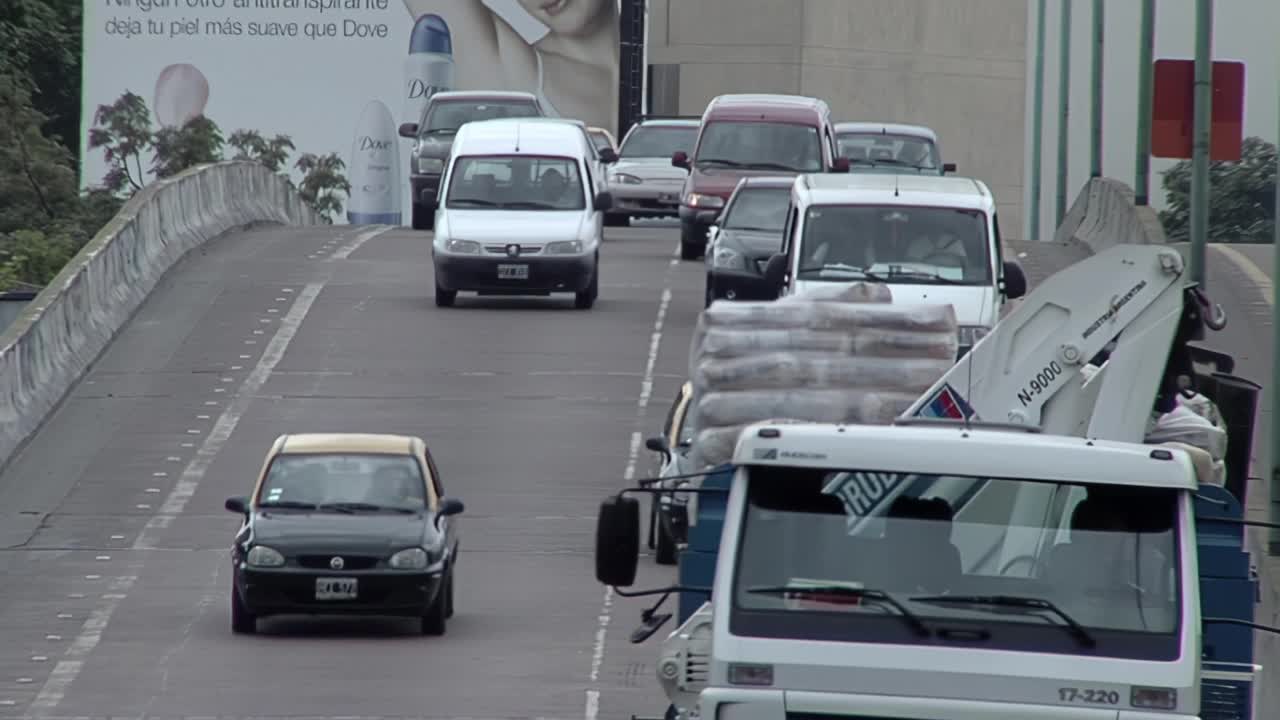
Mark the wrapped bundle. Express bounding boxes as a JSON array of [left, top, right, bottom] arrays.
[[686, 288, 960, 468], [1145, 402, 1228, 461]]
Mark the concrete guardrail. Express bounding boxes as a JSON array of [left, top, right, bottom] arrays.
[[1054, 176, 1168, 252], [0, 160, 319, 472]]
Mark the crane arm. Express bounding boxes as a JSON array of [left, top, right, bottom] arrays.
[[901, 244, 1226, 443]]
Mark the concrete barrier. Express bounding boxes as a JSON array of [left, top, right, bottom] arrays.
[[1054, 176, 1167, 252], [0, 161, 319, 472]]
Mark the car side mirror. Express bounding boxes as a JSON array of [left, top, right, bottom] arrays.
[[645, 434, 671, 457], [672, 151, 690, 170], [1001, 260, 1027, 299], [942, 162, 957, 173], [595, 494, 641, 587], [694, 209, 718, 226], [439, 498, 465, 517], [764, 253, 789, 290], [398, 122, 419, 139], [832, 156, 851, 173], [225, 496, 248, 514], [594, 191, 614, 211], [599, 148, 618, 163]]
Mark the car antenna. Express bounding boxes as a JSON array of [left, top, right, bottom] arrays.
[[893, 173, 900, 197], [514, 122, 521, 152]]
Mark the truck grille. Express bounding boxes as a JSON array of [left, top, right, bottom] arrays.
[[1201, 678, 1252, 720]]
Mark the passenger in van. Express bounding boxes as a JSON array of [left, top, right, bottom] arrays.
[[883, 496, 962, 592], [538, 167, 569, 204]]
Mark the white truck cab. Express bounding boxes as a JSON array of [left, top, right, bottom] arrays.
[[761, 173, 1026, 355], [646, 422, 1202, 720]]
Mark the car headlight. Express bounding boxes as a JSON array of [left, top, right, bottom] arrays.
[[416, 157, 444, 174], [389, 547, 429, 570], [246, 545, 285, 567], [957, 325, 990, 347], [545, 240, 583, 254], [610, 172, 642, 184], [711, 245, 746, 270], [444, 239, 481, 254], [685, 193, 723, 209]]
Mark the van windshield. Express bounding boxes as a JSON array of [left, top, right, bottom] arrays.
[[731, 466, 1182, 659], [694, 121, 822, 173], [620, 125, 699, 158], [795, 204, 992, 285], [837, 132, 939, 171], [421, 100, 540, 136], [445, 155, 585, 211]]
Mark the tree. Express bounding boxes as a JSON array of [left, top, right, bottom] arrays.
[[295, 153, 352, 223], [1160, 136, 1277, 243], [152, 115, 224, 179], [228, 130, 295, 173], [87, 91, 153, 194], [0, 0, 82, 166]]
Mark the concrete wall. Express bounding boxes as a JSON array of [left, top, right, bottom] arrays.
[[0, 161, 318, 473], [646, 0, 1028, 236]]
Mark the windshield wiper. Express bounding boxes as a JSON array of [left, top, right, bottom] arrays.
[[694, 157, 745, 168], [794, 263, 889, 281], [882, 267, 965, 284], [448, 198, 499, 207], [318, 502, 416, 514], [726, 225, 782, 233], [502, 201, 558, 209], [257, 500, 317, 510], [908, 594, 1096, 648], [743, 161, 801, 172], [748, 585, 930, 636]]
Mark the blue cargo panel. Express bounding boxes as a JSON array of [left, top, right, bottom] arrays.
[[677, 465, 733, 624]]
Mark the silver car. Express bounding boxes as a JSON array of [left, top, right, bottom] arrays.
[[605, 117, 701, 227], [834, 121, 957, 175], [644, 380, 697, 565]]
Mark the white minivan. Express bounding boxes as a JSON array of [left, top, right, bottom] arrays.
[[428, 118, 614, 309], [762, 173, 1027, 356]]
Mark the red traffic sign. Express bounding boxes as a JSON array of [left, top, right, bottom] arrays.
[[1151, 59, 1245, 161]]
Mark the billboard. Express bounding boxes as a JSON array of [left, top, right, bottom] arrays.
[[81, 0, 622, 224]]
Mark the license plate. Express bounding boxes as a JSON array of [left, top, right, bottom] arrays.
[[497, 264, 529, 280], [658, 192, 678, 203], [315, 577, 357, 600]]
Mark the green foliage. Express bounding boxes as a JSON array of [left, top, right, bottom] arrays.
[[87, 91, 152, 193], [228, 130, 296, 173], [295, 153, 352, 224], [0, 0, 81, 158], [1159, 136, 1278, 244], [152, 116, 225, 179]]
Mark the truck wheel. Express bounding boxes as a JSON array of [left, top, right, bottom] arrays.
[[655, 521, 677, 565], [412, 203, 434, 231]]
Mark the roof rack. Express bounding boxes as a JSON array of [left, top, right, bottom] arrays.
[[891, 417, 1043, 433]]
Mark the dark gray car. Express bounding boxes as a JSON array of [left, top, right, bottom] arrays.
[[703, 176, 794, 306], [397, 91, 546, 230]]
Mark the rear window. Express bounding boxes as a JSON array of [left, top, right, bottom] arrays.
[[422, 100, 540, 135], [694, 120, 822, 173], [619, 125, 699, 158]]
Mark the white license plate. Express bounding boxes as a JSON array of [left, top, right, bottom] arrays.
[[497, 264, 529, 280], [315, 577, 357, 600]]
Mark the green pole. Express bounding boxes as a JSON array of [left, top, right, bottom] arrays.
[[1089, 0, 1104, 178], [1271, 46, 1280, 556], [1134, 0, 1156, 205], [1029, 0, 1047, 240], [1055, 0, 1073, 226], [1188, 0, 1212, 287]]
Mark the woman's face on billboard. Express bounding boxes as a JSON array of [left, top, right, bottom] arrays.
[[517, 0, 609, 37]]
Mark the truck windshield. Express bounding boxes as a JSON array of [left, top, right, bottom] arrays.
[[836, 132, 939, 170], [694, 121, 822, 173], [445, 155, 585, 211], [421, 100, 540, 136], [731, 466, 1182, 659], [619, 125, 699, 158], [795, 204, 992, 285]]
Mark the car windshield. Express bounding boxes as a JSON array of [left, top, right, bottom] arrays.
[[722, 187, 791, 232], [795, 204, 992, 284], [445, 155, 586, 211], [420, 100, 539, 136], [837, 132, 939, 170], [732, 466, 1181, 655], [619, 125, 699, 158], [694, 121, 822, 172], [258, 453, 428, 511]]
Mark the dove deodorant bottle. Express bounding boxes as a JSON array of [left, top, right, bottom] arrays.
[[347, 100, 403, 226], [402, 14, 453, 126]]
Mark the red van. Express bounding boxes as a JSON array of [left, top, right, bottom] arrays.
[[673, 94, 848, 260]]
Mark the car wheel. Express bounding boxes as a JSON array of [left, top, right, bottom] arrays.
[[604, 213, 629, 228], [574, 261, 598, 309], [434, 287, 456, 308], [704, 278, 716, 308], [231, 582, 257, 634], [421, 572, 449, 635], [655, 518, 677, 566], [445, 570, 455, 619], [411, 203, 434, 231]]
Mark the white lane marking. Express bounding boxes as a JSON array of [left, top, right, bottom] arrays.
[[1212, 244, 1274, 306], [331, 225, 394, 260], [133, 282, 323, 551], [585, 273, 676, 720], [29, 574, 138, 715]]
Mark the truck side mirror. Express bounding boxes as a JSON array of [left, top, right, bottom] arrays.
[[832, 156, 851, 172], [942, 162, 957, 173], [764, 253, 788, 290], [1001, 260, 1027, 299], [398, 122, 419, 139], [672, 151, 690, 170], [595, 494, 641, 587]]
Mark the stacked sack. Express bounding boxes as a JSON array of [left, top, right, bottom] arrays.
[[686, 283, 959, 468], [1145, 390, 1229, 486]]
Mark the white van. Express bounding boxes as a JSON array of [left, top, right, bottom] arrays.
[[762, 173, 1027, 356], [428, 118, 614, 309]]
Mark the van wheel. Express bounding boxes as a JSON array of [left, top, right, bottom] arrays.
[[575, 262, 598, 309], [412, 203, 434, 231], [605, 213, 629, 228], [679, 223, 703, 261], [435, 287, 456, 307]]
